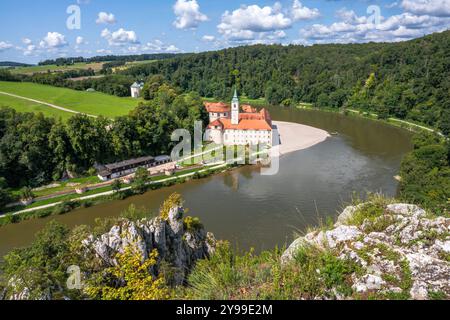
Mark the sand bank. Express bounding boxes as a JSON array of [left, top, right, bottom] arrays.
[[272, 121, 330, 156]]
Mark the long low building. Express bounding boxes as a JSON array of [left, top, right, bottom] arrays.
[[97, 155, 171, 181]]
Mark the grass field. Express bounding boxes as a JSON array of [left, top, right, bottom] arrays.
[[0, 81, 139, 118], [0, 93, 74, 120], [9, 62, 105, 75]]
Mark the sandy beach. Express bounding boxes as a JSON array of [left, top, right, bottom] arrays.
[[272, 121, 330, 156]]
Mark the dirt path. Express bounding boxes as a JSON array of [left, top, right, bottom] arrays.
[[0, 91, 97, 118]]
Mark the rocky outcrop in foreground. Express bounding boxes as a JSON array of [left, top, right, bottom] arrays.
[[83, 205, 216, 286], [282, 203, 450, 300]]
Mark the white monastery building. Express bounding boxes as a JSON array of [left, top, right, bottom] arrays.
[[205, 90, 273, 146], [130, 82, 144, 98]]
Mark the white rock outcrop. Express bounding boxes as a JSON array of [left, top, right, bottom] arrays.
[[82, 205, 216, 286], [282, 203, 450, 300]]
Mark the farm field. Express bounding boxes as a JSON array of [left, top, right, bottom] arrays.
[[0, 81, 139, 118], [112, 59, 157, 72], [9, 62, 105, 75]]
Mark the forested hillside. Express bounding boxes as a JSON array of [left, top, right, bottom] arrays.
[[123, 30, 450, 132]]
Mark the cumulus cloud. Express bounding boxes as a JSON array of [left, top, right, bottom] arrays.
[[101, 28, 139, 46], [299, 7, 450, 44], [173, 0, 208, 29], [23, 45, 38, 56], [219, 4, 291, 36], [140, 40, 181, 53], [96, 12, 117, 24], [401, 0, 450, 17], [217, 1, 320, 43], [96, 48, 112, 54], [202, 35, 216, 42], [39, 32, 68, 49], [22, 38, 32, 45], [0, 41, 13, 52], [291, 0, 320, 21], [165, 44, 181, 52], [76, 36, 86, 45]]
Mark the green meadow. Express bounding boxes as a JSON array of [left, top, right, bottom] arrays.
[[0, 81, 140, 119]]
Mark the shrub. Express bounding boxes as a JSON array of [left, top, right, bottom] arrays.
[[160, 193, 183, 220], [183, 216, 203, 232]]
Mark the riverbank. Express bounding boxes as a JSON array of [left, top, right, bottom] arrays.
[[0, 161, 235, 226], [296, 105, 440, 135], [273, 121, 330, 156]]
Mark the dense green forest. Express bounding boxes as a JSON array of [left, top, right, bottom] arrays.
[[0, 61, 32, 67], [0, 84, 207, 207], [1, 31, 448, 129], [399, 132, 449, 214], [38, 53, 182, 66], [122, 31, 449, 132]]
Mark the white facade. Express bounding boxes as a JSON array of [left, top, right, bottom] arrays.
[[205, 91, 273, 147], [206, 127, 224, 144], [223, 129, 272, 146], [209, 112, 229, 122], [131, 82, 144, 98]]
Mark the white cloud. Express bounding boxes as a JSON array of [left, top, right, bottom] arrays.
[[385, 2, 399, 9], [39, 32, 68, 49], [401, 0, 450, 17], [291, 0, 320, 21], [216, 1, 320, 43], [165, 44, 181, 52], [23, 45, 37, 56], [299, 8, 450, 44], [96, 49, 112, 54], [219, 4, 291, 36], [101, 28, 139, 46], [202, 35, 216, 42], [22, 38, 32, 45], [96, 12, 117, 25], [114, 39, 183, 54], [0, 41, 13, 52], [76, 36, 86, 45], [173, 0, 208, 29]]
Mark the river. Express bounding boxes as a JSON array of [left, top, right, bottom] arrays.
[[0, 107, 413, 256]]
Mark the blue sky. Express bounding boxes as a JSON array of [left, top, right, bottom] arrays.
[[0, 0, 449, 64]]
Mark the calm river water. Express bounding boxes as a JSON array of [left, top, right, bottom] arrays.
[[0, 108, 413, 256]]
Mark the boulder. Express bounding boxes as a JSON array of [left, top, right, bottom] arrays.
[[282, 203, 450, 300]]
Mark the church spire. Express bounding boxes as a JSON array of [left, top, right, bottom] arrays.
[[231, 88, 240, 125]]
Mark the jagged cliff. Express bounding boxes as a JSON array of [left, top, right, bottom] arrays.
[[82, 206, 216, 286], [5, 199, 216, 300]]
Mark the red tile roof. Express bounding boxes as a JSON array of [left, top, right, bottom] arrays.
[[220, 118, 272, 131], [204, 102, 230, 113], [205, 102, 273, 131], [242, 105, 258, 113], [208, 118, 272, 131]]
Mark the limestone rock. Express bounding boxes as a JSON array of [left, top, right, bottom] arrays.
[[82, 205, 215, 286], [283, 202, 450, 300]]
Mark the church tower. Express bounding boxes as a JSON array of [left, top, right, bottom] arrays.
[[231, 88, 240, 125]]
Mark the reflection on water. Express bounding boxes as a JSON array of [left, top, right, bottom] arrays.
[[0, 108, 413, 256]]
